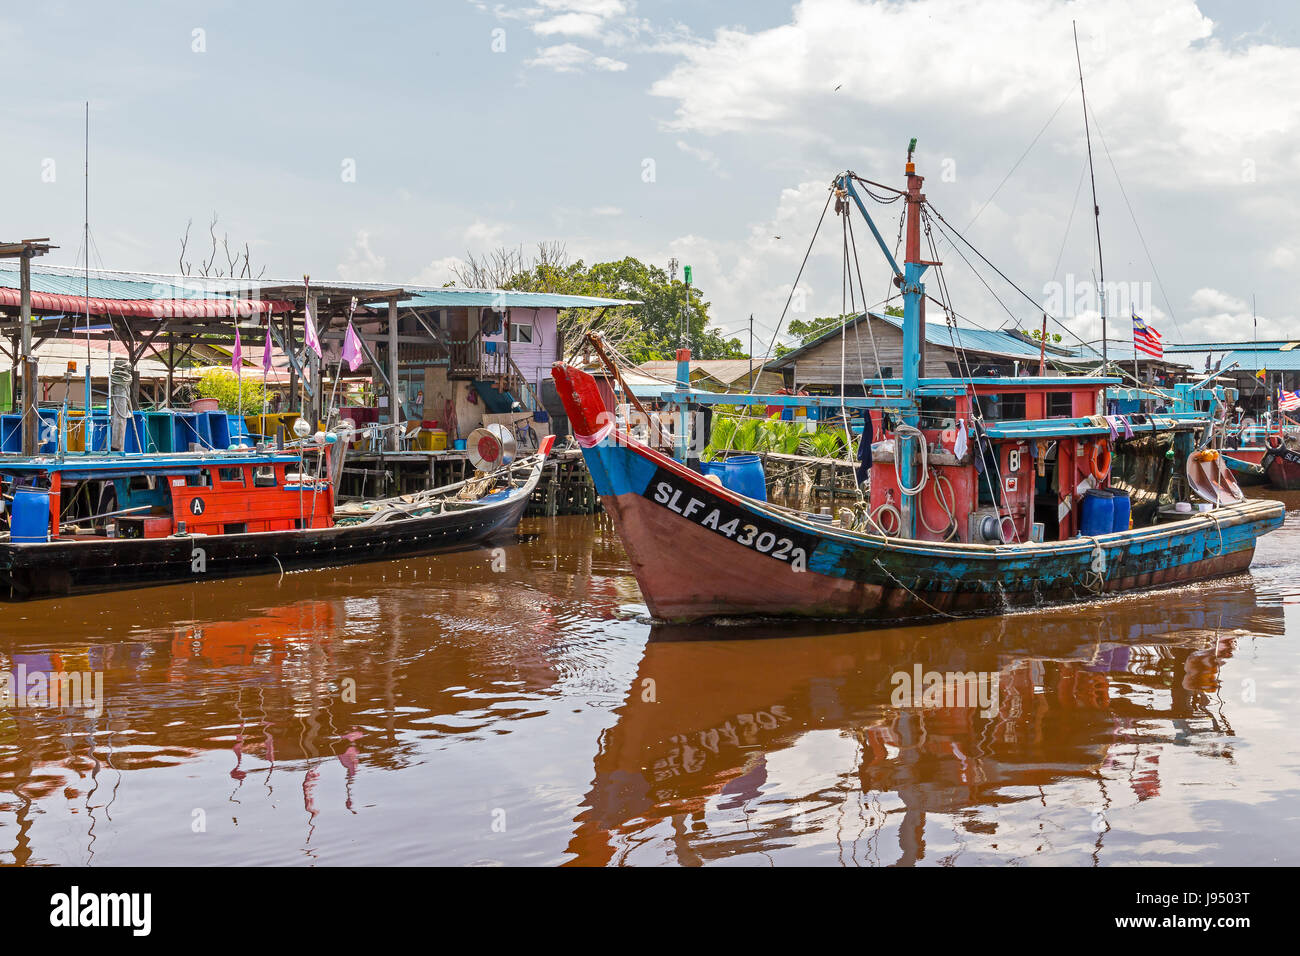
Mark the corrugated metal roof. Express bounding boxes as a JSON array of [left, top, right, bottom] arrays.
[[1166, 340, 1298, 352], [392, 288, 638, 309], [637, 359, 766, 385], [0, 261, 252, 300], [0, 262, 639, 311], [768, 312, 1058, 368], [1222, 349, 1300, 371], [1061, 341, 1190, 367]]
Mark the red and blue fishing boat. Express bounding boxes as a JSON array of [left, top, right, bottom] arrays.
[[552, 151, 1283, 625]]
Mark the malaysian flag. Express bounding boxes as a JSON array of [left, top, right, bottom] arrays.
[[1279, 387, 1300, 412], [1132, 313, 1163, 358]]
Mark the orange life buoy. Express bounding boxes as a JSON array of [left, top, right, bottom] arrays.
[[1091, 439, 1111, 482]]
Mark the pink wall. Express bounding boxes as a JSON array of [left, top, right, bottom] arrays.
[[482, 308, 559, 393]]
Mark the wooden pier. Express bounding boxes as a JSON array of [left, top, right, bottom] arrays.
[[527, 448, 601, 516]]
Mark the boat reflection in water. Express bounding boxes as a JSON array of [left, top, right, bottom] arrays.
[[0, 512, 1293, 865], [567, 584, 1284, 866]]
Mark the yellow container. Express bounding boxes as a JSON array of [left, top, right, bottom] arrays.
[[419, 428, 448, 451], [63, 409, 85, 453], [246, 413, 316, 440]]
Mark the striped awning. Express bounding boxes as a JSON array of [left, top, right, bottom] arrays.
[[0, 288, 294, 318]]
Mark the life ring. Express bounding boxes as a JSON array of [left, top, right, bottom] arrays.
[[1268, 435, 1283, 450], [1091, 439, 1111, 482]]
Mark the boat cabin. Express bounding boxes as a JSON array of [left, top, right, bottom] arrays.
[[0, 452, 334, 544], [867, 376, 1204, 544]]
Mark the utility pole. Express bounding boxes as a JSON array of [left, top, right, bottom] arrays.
[[20, 252, 34, 456], [667, 257, 679, 348], [683, 264, 693, 352], [749, 313, 754, 388]]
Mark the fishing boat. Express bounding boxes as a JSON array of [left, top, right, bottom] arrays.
[[1262, 444, 1300, 490], [1223, 452, 1269, 486], [551, 151, 1283, 625], [0, 437, 551, 600]]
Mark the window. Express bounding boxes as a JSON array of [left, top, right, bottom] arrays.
[[1047, 392, 1074, 418], [919, 396, 957, 431], [128, 475, 156, 493], [187, 472, 211, 487], [218, 467, 245, 485], [253, 466, 278, 488], [223, 523, 247, 535], [977, 393, 1026, 421], [509, 323, 534, 344]]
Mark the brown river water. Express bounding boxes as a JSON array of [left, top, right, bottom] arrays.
[[2, 492, 1299, 866]]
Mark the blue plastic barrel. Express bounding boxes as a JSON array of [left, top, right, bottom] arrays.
[[1080, 489, 1114, 536], [11, 488, 51, 544], [700, 460, 726, 481], [1110, 492, 1131, 533], [722, 454, 767, 501]]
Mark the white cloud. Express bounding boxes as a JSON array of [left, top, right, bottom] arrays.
[[675, 139, 727, 177], [464, 220, 508, 247], [648, 0, 1300, 187], [539, 0, 628, 15], [411, 255, 464, 288], [526, 43, 628, 72], [336, 230, 387, 282], [534, 13, 607, 39], [1183, 287, 1291, 340]]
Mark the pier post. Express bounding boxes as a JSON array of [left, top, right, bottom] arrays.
[[388, 294, 402, 451], [19, 252, 35, 456]]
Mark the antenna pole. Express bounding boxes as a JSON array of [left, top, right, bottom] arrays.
[[1074, 21, 1106, 368]]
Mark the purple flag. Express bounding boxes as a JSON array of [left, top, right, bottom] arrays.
[[342, 320, 363, 372], [231, 326, 243, 374], [262, 326, 273, 372], [303, 299, 322, 358]]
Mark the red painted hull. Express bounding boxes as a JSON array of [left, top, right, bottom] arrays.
[[1265, 448, 1300, 489]]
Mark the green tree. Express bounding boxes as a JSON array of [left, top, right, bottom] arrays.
[[453, 244, 745, 363], [194, 367, 266, 414]]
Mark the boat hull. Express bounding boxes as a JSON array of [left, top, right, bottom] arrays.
[[1223, 453, 1269, 486], [1264, 448, 1300, 490], [552, 364, 1285, 625], [0, 479, 534, 601]]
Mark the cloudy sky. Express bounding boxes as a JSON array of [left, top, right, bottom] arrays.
[[3, 0, 1298, 355]]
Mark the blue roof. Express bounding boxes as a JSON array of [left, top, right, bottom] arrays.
[[769, 311, 1064, 368], [1222, 348, 1300, 371], [1166, 340, 1297, 352]]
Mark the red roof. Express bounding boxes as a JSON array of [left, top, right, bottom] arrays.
[[0, 288, 294, 318]]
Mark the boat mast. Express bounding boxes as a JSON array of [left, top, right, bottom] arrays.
[[898, 138, 930, 538], [1073, 22, 1106, 369]]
